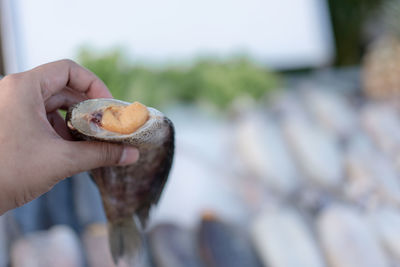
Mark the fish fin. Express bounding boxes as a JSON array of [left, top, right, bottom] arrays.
[[137, 207, 150, 228], [108, 217, 144, 266]]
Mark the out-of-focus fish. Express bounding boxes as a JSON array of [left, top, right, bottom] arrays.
[[368, 207, 400, 262], [198, 214, 263, 267], [234, 112, 299, 195], [282, 115, 343, 189], [302, 88, 358, 137], [11, 225, 83, 267], [148, 223, 203, 267], [67, 99, 174, 265], [344, 133, 400, 207], [317, 204, 389, 267], [251, 207, 326, 267], [361, 103, 400, 159]]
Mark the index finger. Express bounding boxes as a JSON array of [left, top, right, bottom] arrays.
[[31, 59, 112, 100]]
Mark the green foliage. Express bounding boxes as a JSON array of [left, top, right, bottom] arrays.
[[77, 48, 280, 109]]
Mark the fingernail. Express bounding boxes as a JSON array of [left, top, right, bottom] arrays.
[[118, 146, 139, 166]]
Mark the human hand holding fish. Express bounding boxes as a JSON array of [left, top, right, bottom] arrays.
[[0, 59, 140, 214]]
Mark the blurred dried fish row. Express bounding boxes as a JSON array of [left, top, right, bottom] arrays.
[[234, 89, 400, 208], [251, 207, 326, 267], [230, 87, 400, 267]]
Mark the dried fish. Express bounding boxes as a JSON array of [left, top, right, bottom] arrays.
[[251, 208, 326, 267], [283, 116, 343, 188], [361, 103, 400, 159], [368, 207, 400, 262], [317, 205, 389, 267], [148, 223, 203, 267], [198, 214, 262, 267], [370, 156, 400, 206], [302, 88, 357, 137], [344, 134, 400, 207], [82, 224, 115, 267], [10, 225, 83, 267], [67, 99, 174, 265], [235, 112, 299, 194]]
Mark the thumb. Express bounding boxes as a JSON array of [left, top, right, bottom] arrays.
[[63, 141, 139, 174]]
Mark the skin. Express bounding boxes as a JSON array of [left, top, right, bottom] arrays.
[[0, 59, 139, 215]]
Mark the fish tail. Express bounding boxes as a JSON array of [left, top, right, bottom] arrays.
[[108, 217, 144, 266]]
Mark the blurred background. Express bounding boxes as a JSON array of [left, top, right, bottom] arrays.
[[1, 0, 400, 266]]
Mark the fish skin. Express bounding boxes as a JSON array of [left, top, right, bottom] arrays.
[[66, 99, 175, 264], [89, 116, 175, 225]]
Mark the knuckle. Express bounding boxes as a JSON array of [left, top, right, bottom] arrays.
[[60, 58, 76, 67], [40, 77, 52, 99]]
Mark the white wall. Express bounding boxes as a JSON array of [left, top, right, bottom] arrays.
[[2, 0, 334, 73]]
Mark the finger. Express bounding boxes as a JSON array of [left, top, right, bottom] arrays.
[[60, 141, 139, 175], [47, 111, 73, 140], [31, 59, 112, 101], [45, 87, 88, 113]]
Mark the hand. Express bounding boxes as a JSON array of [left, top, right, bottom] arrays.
[[0, 60, 139, 214]]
